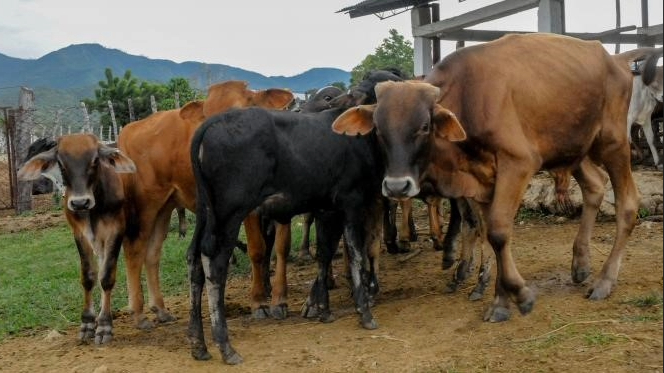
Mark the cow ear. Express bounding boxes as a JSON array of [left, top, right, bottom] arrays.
[[332, 105, 376, 136], [254, 88, 295, 110], [433, 106, 466, 142], [180, 101, 205, 121], [99, 146, 136, 173], [17, 147, 58, 181]]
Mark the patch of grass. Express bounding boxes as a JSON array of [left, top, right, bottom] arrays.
[[515, 207, 547, 222], [582, 328, 622, 346], [0, 210, 313, 341], [621, 292, 663, 308], [637, 207, 651, 219]]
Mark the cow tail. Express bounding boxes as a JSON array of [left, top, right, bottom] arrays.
[[641, 47, 663, 86], [189, 122, 216, 257], [123, 173, 140, 242]]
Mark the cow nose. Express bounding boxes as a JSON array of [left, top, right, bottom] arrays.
[[382, 176, 419, 198], [69, 197, 92, 211]]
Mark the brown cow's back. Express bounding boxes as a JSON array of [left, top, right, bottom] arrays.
[[426, 33, 631, 169]]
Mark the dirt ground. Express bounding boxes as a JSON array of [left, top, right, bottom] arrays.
[[0, 202, 662, 373]]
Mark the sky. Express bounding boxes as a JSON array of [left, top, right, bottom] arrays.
[[0, 0, 661, 77]]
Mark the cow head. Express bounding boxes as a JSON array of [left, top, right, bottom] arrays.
[[298, 86, 344, 113], [18, 133, 136, 212], [332, 81, 466, 199], [203, 80, 295, 117], [330, 68, 407, 109]]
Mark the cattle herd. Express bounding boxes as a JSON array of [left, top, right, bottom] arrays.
[[17, 33, 663, 366]]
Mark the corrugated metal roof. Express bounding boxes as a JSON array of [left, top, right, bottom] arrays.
[[337, 0, 436, 19]]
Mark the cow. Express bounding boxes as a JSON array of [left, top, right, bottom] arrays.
[[17, 133, 136, 344], [332, 33, 658, 323], [26, 138, 63, 195], [186, 92, 391, 365], [116, 80, 294, 329], [627, 48, 663, 169]]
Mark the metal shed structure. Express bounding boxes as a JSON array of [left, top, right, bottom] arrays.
[[337, 0, 664, 76]]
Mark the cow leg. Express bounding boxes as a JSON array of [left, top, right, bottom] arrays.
[[244, 211, 271, 319], [440, 198, 461, 269], [397, 199, 413, 252], [95, 234, 122, 344], [382, 198, 400, 254], [177, 207, 188, 238], [296, 213, 314, 262], [144, 206, 177, 324], [427, 197, 445, 251], [75, 238, 97, 344], [587, 140, 639, 299], [187, 206, 211, 361], [270, 222, 291, 320], [642, 117, 662, 168], [569, 159, 607, 286], [444, 198, 480, 293], [123, 228, 153, 330], [202, 219, 244, 366], [466, 200, 491, 301], [344, 208, 379, 330], [301, 211, 344, 323], [482, 167, 536, 322]]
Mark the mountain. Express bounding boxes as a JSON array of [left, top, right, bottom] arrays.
[[0, 43, 351, 106]]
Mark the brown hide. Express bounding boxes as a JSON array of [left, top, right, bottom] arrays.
[[18, 133, 136, 344], [333, 33, 647, 323], [116, 80, 294, 328]]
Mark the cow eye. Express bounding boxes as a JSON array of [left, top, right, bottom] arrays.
[[419, 121, 430, 134]]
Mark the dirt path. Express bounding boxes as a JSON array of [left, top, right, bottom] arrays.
[[0, 214, 662, 373]]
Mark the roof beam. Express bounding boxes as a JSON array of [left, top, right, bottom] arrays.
[[433, 26, 662, 46], [412, 0, 539, 38]]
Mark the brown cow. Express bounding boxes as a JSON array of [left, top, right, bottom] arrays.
[[117, 81, 294, 328], [333, 33, 657, 322], [18, 134, 136, 343]]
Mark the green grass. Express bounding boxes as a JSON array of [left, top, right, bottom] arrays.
[[0, 210, 312, 341]]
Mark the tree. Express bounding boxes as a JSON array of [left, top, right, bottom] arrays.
[[84, 69, 204, 128], [350, 29, 414, 86]]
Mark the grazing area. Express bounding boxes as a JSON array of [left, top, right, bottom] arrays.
[[0, 199, 661, 373]]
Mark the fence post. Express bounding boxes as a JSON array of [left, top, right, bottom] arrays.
[[128, 98, 135, 123], [174, 92, 180, 109], [107, 100, 118, 141], [14, 87, 35, 214], [150, 95, 157, 113], [80, 102, 91, 133]]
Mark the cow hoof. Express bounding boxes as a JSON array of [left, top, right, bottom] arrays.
[[441, 256, 455, 270], [483, 306, 511, 322], [192, 347, 212, 361], [152, 307, 177, 324], [222, 348, 243, 365], [468, 290, 484, 301], [252, 306, 271, 319], [318, 310, 335, 323], [79, 321, 96, 343], [387, 241, 410, 254], [517, 286, 536, 315], [443, 280, 459, 293], [94, 332, 113, 345], [136, 317, 155, 330], [361, 316, 378, 330], [270, 304, 288, 320], [572, 267, 591, 284], [301, 301, 318, 319], [586, 280, 612, 300]]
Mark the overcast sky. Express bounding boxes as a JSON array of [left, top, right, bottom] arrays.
[[0, 0, 661, 77]]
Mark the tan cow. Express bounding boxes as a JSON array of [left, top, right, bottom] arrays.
[[333, 33, 658, 322], [117, 81, 294, 328]]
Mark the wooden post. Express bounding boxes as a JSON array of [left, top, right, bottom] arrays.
[[15, 87, 35, 214], [174, 92, 181, 109], [615, 0, 621, 53], [128, 98, 135, 123], [107, 100, 118, 141], [150, 95, 157, 113], [80, 102, 91, 133]]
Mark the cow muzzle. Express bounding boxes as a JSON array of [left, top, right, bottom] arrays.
[[382, 176, 420, 199], [67, 195, 95, 211]]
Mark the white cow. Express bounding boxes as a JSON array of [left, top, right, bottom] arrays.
[[628, 56, 663, 169]]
